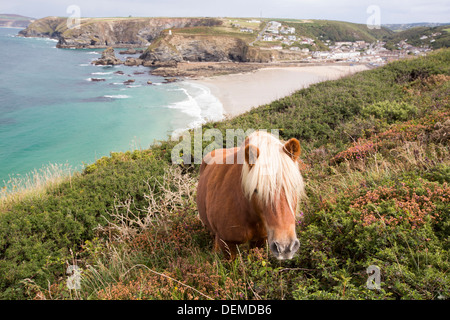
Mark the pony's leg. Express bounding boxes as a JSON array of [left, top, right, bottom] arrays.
[[213, 234, 221, 252], [215, 235, 237, 260]]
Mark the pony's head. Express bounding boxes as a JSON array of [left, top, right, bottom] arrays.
[[241, 131, 305, 260]]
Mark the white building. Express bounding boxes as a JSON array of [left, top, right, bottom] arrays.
[[312, 51, 329, 59], [280, 26, 295, 34], [301, 37, 314, 45], [267, 21, 282, 33], [329, 51, 361, 60]]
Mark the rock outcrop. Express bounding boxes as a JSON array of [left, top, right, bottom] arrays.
[[18, 16, 222, 49], [124, 57, 144, 66], [92, 47, 123, 65], [139, 33, 269, 67]]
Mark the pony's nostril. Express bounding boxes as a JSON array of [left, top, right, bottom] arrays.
[[270, 241, 281, 254], [290, 239, 300, 253]]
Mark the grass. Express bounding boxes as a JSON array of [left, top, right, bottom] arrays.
[[0, 163, 73, 211], [0, 49, 449, 300]]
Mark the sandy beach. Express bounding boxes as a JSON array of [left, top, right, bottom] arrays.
[[195, 64, 370, 118]]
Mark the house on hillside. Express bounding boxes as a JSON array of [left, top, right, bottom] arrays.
[[267, 21, 282, 33], [240, 28, 254, 33], [280, 26, 295, 34], [300, 37, 314, 45], [312, 51, 329, 59]]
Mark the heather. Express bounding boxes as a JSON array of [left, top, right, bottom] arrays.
[[0, 49, 449, 299]]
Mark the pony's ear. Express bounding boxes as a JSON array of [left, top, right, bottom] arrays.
[[245, 144, 260, 168], [283, 138, 301, 161]]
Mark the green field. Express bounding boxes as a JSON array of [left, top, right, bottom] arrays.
[[0, 49, 449, 300]]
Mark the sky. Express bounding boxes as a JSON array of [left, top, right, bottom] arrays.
[[1, 0, 449, 24]]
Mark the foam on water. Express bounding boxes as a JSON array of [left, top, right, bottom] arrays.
[[91, 71, 113, 75], [169, 82, 224, 138], [104, 94, 131, 99]]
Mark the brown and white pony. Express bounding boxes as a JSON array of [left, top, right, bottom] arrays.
[[196, 131, 306, 260]]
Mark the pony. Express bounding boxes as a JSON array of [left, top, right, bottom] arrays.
[[196, 130, 306, 260]]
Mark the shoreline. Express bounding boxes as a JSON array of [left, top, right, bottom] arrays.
[[193, 63, 370, 118]]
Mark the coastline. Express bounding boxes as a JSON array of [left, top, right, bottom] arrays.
[[193, 63, 370, 118]]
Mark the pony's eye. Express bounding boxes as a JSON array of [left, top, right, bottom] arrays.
[[254, 188, 258, 194]]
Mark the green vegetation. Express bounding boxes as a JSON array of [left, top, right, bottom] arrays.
[[0, 49, 449, 300], [384, 25, 450, 50], [173, 26, 256, 42], [282, 19, 393, 43]]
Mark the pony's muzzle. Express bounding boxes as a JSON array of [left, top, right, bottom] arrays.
[[269, 239, 300, 260]]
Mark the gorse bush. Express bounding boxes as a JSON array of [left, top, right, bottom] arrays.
[[361, 100, 417, 124], [0, 49, 449, 299], [0, 149, 168, 299]]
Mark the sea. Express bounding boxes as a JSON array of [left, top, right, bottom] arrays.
[[0, 27, 223, 186]]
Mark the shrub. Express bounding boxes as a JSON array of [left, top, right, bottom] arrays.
[[349, 179, 449, 228], [331, 139, 378, 164], [361, 100, 418, 124]]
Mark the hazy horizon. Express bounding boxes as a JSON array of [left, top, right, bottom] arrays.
[[1, 0, 449, 25]]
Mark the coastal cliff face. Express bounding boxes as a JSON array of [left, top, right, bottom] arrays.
[[18, 17, 222, 48], [140, 33, 274, 66], [18, 16, 66, 38]]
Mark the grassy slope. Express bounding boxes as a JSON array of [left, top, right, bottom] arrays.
[[384, 25, 450, 50], [0, 49, 449, 300], [174, 19, 393, 49], [282, 19, 393, 42]]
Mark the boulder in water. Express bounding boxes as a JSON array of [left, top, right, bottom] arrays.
[[92, 47, 123, 65]]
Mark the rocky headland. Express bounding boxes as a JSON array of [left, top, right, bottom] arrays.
[[18, 16, 222, 49]]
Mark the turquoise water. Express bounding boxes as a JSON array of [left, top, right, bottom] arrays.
[[0, 27, 223, 185]]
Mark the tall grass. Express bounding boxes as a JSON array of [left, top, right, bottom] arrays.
[[0, 163, 73, 210]]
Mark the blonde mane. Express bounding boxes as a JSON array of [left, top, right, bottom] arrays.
[[241, 131, 305, 216]]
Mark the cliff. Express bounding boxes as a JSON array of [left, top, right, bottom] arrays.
[[18, 16, 222, 48], [139, 32, 283, 66]]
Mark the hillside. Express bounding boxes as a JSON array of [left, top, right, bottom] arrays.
[[0, 14, 34, 28], [0, 49, 449, 300], [278, 19, 393, 43], [19, 16, 393, 52], [139, 18, 394, 67], [384, 22, 450, 32], [384, 25, 450, 50]]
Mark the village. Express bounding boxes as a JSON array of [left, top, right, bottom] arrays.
[[235, 20, 434, 66]]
